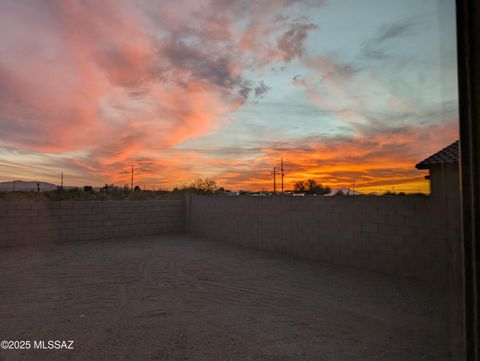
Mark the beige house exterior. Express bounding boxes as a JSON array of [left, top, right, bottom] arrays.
[[416, 140, 459, 198]]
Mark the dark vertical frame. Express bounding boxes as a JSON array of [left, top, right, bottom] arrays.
[[456, 0, 480, 359]]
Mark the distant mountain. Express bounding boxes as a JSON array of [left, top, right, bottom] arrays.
[[0, 180, 58, 192]]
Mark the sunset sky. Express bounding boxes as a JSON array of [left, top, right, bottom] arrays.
[[0, 0, 458, 192]]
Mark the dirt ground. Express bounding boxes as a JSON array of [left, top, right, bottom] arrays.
[[0, 235, 449, 361]]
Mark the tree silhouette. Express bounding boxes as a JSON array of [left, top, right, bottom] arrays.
[[293, 181, 307, 193], [294, 179, 330, 195]]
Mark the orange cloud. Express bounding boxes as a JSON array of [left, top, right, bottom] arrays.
[[210, 120, 458, 193], [0, 0, 458, 194]]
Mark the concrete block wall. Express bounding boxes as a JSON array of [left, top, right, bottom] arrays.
[[1, 196, 460, 282], [0, 200, 184, 247], [188, 195, 460, 281]]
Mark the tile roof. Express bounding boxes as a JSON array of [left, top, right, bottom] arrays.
[[415, 140, 459, 169]]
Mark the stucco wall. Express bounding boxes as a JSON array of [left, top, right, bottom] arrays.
[[0, 200, 184, 247], [188, 195, 460, 281], [430, 163, 460, 199]]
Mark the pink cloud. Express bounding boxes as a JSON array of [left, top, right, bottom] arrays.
[[0, 0, 325, 186], [0, 0, 456, 194]]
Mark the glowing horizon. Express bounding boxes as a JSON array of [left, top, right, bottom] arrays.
[[0, 0, 458, 193]]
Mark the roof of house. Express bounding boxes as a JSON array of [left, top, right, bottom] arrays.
[[415, 140, 459, 169]]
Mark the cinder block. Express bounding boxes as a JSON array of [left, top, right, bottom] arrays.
[[53, 209, 67, 216], [9, 203, 34, 210], [60, 215, 73, 222], [30, 202, 47, 210], [377, 223, 396, 234], [7, 209, 37, 218], [362, 222, 378, 233], [59, 202, 74, 209], [367, 213, 386, 223]]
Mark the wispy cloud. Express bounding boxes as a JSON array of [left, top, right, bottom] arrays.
[[0, 0, 324, 186], [361, 18, 418, 60], [0, 1, 458, 191]]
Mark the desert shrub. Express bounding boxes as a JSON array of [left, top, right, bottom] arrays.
[[172, 178, 220, 194]]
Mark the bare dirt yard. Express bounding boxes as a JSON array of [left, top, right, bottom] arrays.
[[0, 235, 449, 361]]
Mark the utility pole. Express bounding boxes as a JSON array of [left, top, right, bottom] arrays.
[[274, 167, 276, 194], [131, 165, 134, 190], [352, 181, 355, 196], [61, 172, 64, 189], [12, 179, 15, 192], [281, 158, 285, 193], [271, 167, 278, 194]]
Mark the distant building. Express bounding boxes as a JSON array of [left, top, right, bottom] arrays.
[[415, 140, 459, 198]]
